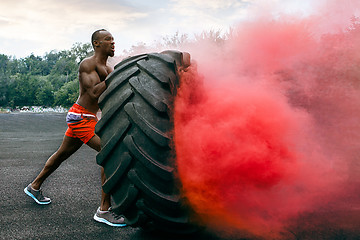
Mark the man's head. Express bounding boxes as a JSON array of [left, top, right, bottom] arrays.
[[91, 29, 115, 57]]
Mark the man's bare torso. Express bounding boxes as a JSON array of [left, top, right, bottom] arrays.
[[76, 55, 113, 114]]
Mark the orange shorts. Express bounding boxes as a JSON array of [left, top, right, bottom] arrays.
[[65, 103, 98, 144]]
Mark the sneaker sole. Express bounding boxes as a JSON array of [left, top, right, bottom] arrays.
[[24, 187, 51, 205], [93, 214, 127, 227]]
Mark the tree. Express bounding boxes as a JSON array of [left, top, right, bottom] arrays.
[[0, 71, 9, 105], [7, 74, 36, 107], [34, 76, 54, 106], [6, 57, 27, 75], [24, 54, 48, 75], [161, 31, 189, 48], [0, 42, 94, 107], [71, 42, 93, 63], [194, 29, 228, 45], [0, 54, 9, 105], [44, 50, 62, 75], [0, 54, 9, 74], [53, 79, 79, 107]]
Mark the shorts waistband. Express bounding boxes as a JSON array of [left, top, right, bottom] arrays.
[[67, 111, 96, 118], [66, 103, 97, 124], [70, 103, 96, 117]]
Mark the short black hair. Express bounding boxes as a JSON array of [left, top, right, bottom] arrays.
[[91, 29, 107, 48]]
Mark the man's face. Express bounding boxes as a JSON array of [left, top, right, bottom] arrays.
[[97, 31, 115, 57]]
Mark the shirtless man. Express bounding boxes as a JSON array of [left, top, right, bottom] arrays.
[[24, 29, 125, 227]]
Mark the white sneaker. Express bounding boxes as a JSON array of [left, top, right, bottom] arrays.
[[24, 184, 51, 205], [93, 207, 127, 227]]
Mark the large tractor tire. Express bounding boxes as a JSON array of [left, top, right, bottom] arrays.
[[95, 51, 198, 234]]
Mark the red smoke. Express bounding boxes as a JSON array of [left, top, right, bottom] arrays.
[[174, 1, 360, 239]]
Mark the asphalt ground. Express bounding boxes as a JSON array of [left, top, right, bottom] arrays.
[[1, 113, 359, 240], [0, 113, 222, 240]]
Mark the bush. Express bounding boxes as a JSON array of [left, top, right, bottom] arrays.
[[54, 79, 79, 107]]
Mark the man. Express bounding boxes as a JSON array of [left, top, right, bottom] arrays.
[[24, 29, 126, 227]]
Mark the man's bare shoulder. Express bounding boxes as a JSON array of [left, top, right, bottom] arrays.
[[79, 56, 96, 74]]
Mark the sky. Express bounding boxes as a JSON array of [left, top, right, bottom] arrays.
[[0, 0, 316, 58]]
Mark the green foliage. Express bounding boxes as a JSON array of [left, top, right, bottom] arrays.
[[0, 54, 9, 74], [2, 22, 359, 109], [34, 76, 54, 106], [71, 42, 93, 63], [0, 71, 9, 106], [54, 79, 79, 107], [8, 74, 36, 107], [0, 42, 92, 108]]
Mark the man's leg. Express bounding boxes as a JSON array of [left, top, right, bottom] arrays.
[[31, 135, 83, 190], [87, 135, 126, 227], [87, 135, 111, 211]]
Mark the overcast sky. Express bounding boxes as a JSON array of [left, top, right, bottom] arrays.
[[0, 0, 319, 58]]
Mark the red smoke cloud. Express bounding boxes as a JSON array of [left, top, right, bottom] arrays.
[[174, 0, 360, 239]]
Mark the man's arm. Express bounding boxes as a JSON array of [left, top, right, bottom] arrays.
[[79, 60, 107, 99]]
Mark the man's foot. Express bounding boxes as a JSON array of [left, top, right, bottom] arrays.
[[24, 184, 51, 205], [93, 207, 127, 227]]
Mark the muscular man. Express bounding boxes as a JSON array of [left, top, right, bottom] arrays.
[[24, 29, 125, 227]]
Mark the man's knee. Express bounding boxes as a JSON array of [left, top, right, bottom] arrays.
[[87, 135, 101, 152]]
